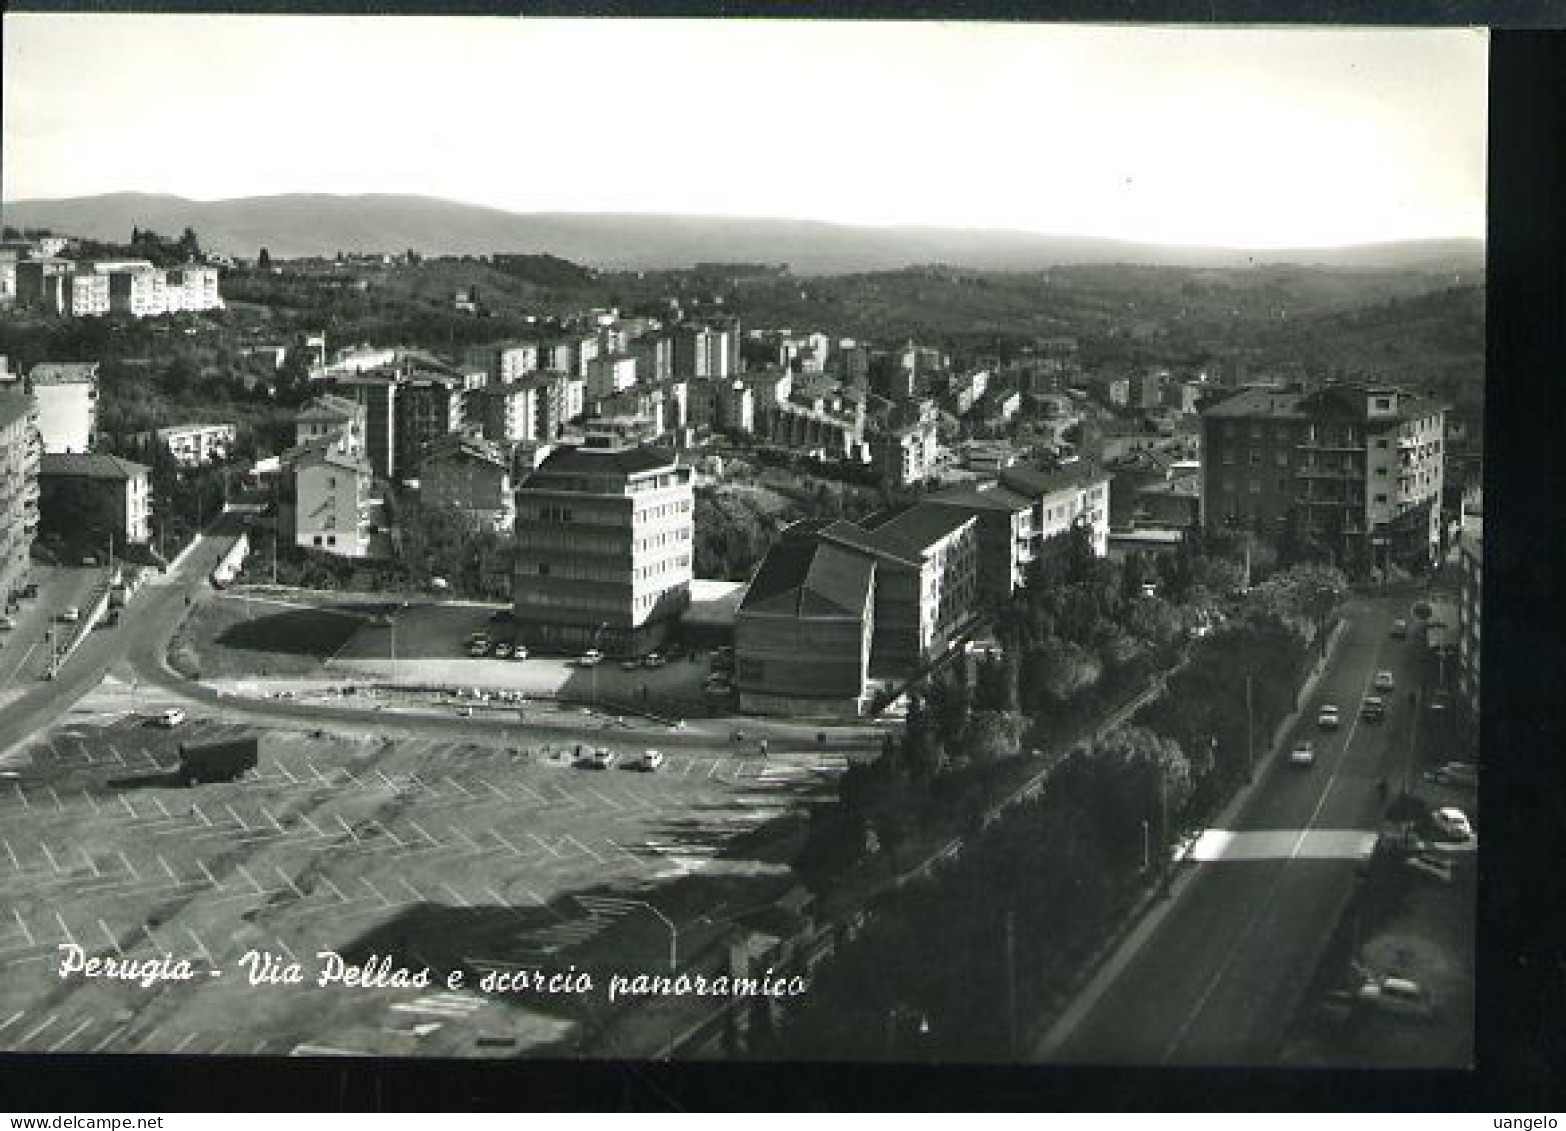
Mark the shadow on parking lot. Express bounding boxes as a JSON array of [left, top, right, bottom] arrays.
[[106, 769, 184, 791], [215, 608, 362, 658]]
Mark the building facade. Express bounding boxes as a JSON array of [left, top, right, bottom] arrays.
[[0, 391, 42, 603], [38, 453, 151, 546], [153, 423, 235, 467], [290, 438, 375, 557], [29, 362, 99, 455], [1456, 505, 1482, 723], [735, 535, 877, 718], [512, 443, 694, 657], [419, 434, 515, 532], [1200, 383, 1445, 574]]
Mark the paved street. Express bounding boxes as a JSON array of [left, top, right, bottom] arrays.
[[1039, 593, 1455, 1065]]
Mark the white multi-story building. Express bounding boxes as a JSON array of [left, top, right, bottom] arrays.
[[155, 423, 236, 468], [291, 437, 374, 558], [28, 362, 99, 455]]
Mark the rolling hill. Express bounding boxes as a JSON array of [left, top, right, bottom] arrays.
[[0, 192, 1486, 277]]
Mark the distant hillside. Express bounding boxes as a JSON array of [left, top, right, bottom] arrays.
[[1, 192, 1486, 277]]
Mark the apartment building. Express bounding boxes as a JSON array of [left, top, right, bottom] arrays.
[[512, 442, 694, 657], [629, 335, 673, 383], [333, 373, 399, 479], [0, 390, 42, 603], [672, 324, 737, 379], [290, 438, 375, 557], [295, 393, 367, 454], [1200, 383, 1446, 574], [29, 362, 99, 455], [419, 433, 515, 532], [68, 272, 111, 317], [473, 381, 541, 448], [14, 259, 75, 314], [39, 452, 151, 546], [815, 505, 979, 679], [152, 422, 235, 467], [463, 341, 540, 384], [397, 374, 471, 477], [585, 353, 638, 400], [997, 462, 1113, 560], [735, 534, 877, 718], [870, 400, 940, 486]]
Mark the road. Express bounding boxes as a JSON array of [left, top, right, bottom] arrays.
[[1041, 594, 1422, 1065]]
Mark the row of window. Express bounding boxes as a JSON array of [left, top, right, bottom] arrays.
[[634, 556, 691, 581], [634, 529, 691, 553], [633, 500, 693, 521]]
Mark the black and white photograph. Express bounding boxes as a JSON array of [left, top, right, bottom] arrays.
[[0, 15, 1487, 1073]]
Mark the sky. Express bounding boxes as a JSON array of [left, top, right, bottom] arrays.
[[1, 16, 1487, 249]]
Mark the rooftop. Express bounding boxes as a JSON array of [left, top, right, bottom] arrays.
[[741, 538, 875, 619], [927, 482, 1034, 513], [29, 362, 99, 385], [296, 394, 362, 422], [998, 460, 1109, 499], [529, 443, 679, 481], [422, 432, 509, 470], [820, 504, 973, 566], [40, 452, 149, 481]]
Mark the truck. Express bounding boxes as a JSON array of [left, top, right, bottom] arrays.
[[177, 736, 260, 786]]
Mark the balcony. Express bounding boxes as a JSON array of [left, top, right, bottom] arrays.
[[1296, 464, 1358, 480], [1298, 435, 1365, 453]]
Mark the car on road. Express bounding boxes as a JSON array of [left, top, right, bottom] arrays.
[[590, 748, 617, 770], [1317, 704, 1341, 730], [1431, 761, 1478, 789], [1360, 695, 1385, 722], [576, 649, 604, 668], [1390, 619, 1409, 639], [1431, 807, 1474, 841], [467, 641, 489, 657], [1289, 739, 1316, 767], [156, 708, 186, 728], [642, 651, 666, 668], [1357, 976, 1435, 1020], [620, 657, 642, 671], [637, 749, 665, 772], [493, 642, 512, 659], [0, 615, 13, 630], [60, 606, 80, 624], [511, 644, 528, 661], [1373, 670, 1396, 692]]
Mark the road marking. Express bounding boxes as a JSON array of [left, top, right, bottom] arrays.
[[406, 820, 440, 849], [527, 832, 561, 858], [361, 878, 391, 906], [190, 803, 213, 828], [490, 830, 527, 857], [435, 881, 470, 907], [276, 867, 305, 899], [394, 875, 423, 902], [563, 834, 604, 863], [197, 860, 221, 889], [224, 803, 251, 832], [1, 838, 18, 873], [319, 876, 350, 905], [171, 1032, 200, 1054], [336, 815, 360, 842], [260, 806, 287, 834], [97, 918, 121, 955], [443, 777, 477, 799], [19, 1013, 58, 1045], [0, 1010, 26, 1035], [276, 938, 300, 964], [48, 1017, 96, 1053], [184, 928, 213, 963], [40, 843, 62, 875], [159, 855, 180, 884], [236, 864, 266, 894]]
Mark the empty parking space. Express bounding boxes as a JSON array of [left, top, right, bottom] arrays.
[[0, 705, 842, 1055]]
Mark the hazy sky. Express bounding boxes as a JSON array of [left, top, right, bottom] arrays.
[[2, 16, 1487, 249]]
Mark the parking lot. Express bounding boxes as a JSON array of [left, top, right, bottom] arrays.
[[0, 699, 842, 1056]]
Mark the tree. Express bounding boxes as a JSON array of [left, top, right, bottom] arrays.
[[964, 710, 1025, 762], [1023, 636, 1102, 707]]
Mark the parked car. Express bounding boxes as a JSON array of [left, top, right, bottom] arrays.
[[1357, 976, 1435, 1020], [1373, 670, 1396, 692], [1390, 619, 1409, 639], [493, 642, 512, 659], [467, 641, 489, 657], [0, 616, 14, 631], [643, 651, 666, 669], [60, 606, 80, 624], [510, 644, 528, 661], [590, 748, 617, 770], [1317, 704, 1341, 730], [638, 749, 665, 772], [1360, 695, 1386, 722], [1289, 740, 1316, 767], [576, 649, 604, 668], [156, 707, 187, 728], [1431, 807, 1474, 841]]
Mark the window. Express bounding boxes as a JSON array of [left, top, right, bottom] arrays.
[[313, 536, 323, 546], [1249, 450, 1261, 466], [327, 536, 337, 547], [1374, 493, 1388, 504], [1248, 479, 1261, 494]]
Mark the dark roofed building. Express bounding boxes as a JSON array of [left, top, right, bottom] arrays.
[[736, 539, 877, 718], [38, 452, 151, 546]]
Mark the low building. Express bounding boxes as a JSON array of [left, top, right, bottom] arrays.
[[817, 504, 979, 679], [0, 390, 42, 602], [150, 422, 236, 468], [29, 362, 99, 455], [39, 452, 151, 547], [419, 433, 515, 532], [736, 535, 877, 718]]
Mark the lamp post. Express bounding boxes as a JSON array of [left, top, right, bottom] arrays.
[[590, 621, 608, 706]]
